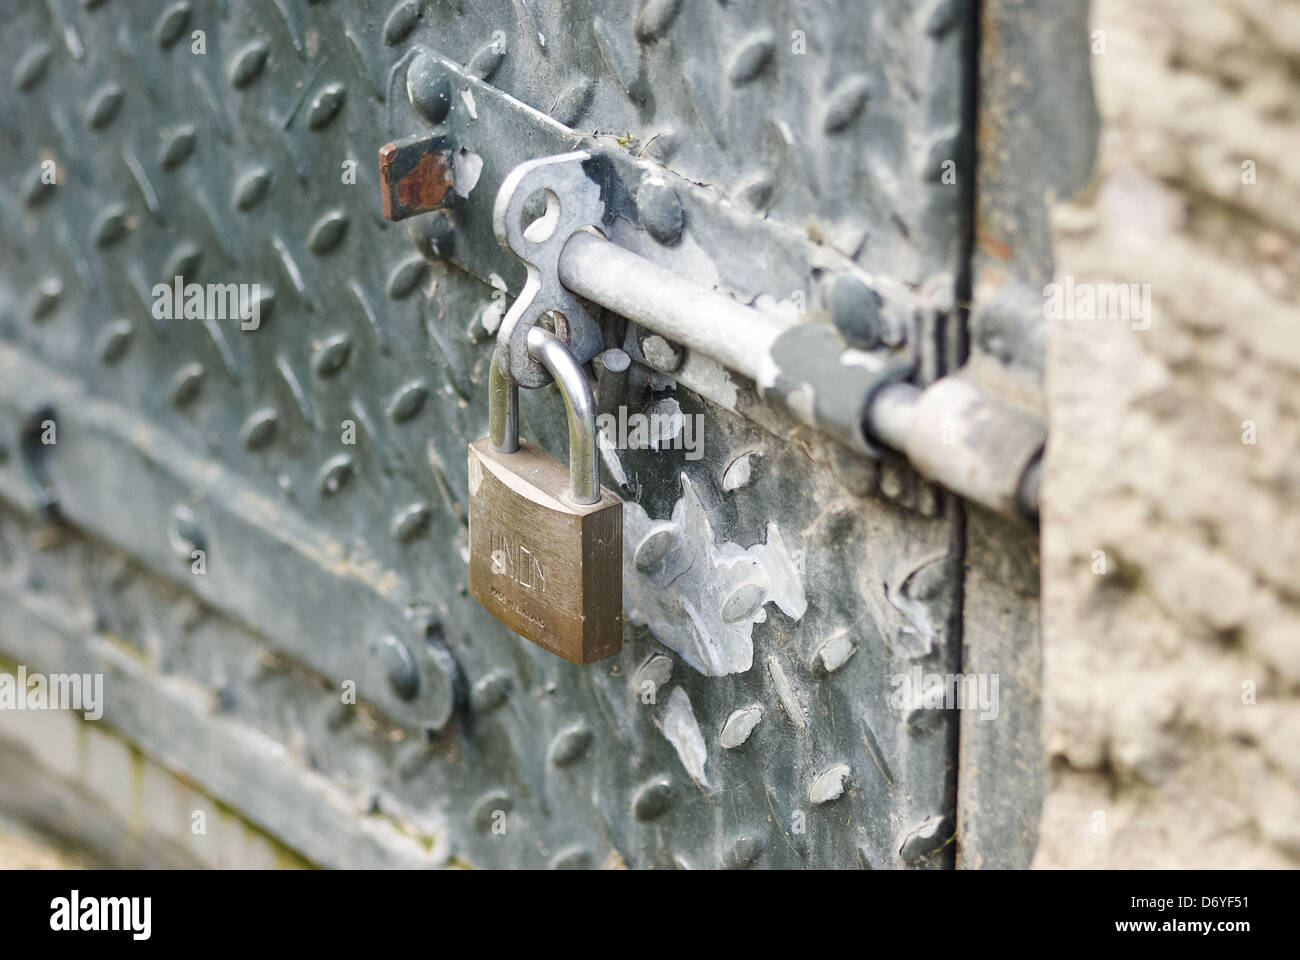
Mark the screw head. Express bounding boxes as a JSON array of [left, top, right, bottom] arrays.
[[597, 347, 632, 373], [827, 274, 885, 349], [409, 209, 456, 260], [636, 175, 684, 246], [406, 52, 452, 124], [381, 635, 420, 701]]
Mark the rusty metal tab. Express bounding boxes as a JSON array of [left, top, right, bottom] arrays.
[[379, 133, 455, 221]]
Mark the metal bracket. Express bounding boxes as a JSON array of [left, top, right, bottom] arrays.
[[490, 152, 607, 388]]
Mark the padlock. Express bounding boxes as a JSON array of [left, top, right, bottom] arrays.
[[468, 327, 622, 664]]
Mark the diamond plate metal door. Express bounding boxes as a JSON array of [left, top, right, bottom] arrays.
[[0, 0, 985, 868]]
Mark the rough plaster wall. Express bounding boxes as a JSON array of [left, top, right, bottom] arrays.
[[1036, 0, 1300, 867]]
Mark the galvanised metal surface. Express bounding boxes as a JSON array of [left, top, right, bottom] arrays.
[[0, 0, 1000, 868]]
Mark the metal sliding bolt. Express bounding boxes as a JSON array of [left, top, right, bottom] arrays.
[[557, 231, 786, 384], [868, 379, 1044, 523]]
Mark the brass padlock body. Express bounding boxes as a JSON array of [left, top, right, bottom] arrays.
[[468, 438, 622, 664]]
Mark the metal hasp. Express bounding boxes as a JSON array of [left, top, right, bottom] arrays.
[[493, 153, 1045, 525], [491, 153, 610, 389]]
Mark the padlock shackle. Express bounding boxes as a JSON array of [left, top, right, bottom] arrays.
[[488, 357, 520, 455], [489, 328, 601, 505]]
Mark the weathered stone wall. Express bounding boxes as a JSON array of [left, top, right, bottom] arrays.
[[1036, 0, 1300, 867]]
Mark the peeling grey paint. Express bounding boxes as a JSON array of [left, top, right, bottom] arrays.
[[721, 450, 760, 491], [659, 687, 709, 789], [899, 814, 950, 863], [719, 705, 764, 748], [885, 553, 953, 660], [750, 315, 922, 457], [452, 148, 483, 198], [858, 550, 958, 662], [813, 629, 856, 673], [808, 763, 851, 804], [633, 653, 673, 695], [766, 655, 806, 729], [623, 476, 807, 676], [597, 427, 628, 487], [643, 397, 685, 449], [458, 86, 477, 119], [666, 351, 740, 411]]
